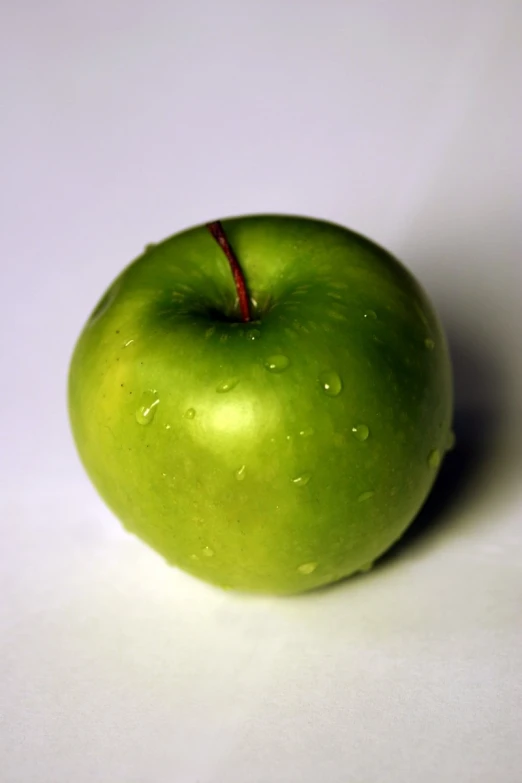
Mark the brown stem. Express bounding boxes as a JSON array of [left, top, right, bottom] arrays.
[[207, 220, 251, 323]]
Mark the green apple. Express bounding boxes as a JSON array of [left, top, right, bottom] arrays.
[[68, 215, 453, 595]]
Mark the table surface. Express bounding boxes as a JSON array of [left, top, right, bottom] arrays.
[[2, 2, 522, 782]]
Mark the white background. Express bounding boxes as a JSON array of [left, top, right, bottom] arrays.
[[2, 1, 522, 781]]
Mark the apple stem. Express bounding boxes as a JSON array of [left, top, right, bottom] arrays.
[[207, 221, 251, 323]]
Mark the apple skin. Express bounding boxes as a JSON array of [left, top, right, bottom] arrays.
[[68, 215, 453, 595]]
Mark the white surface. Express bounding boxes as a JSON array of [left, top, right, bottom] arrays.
[[1, 1, 522, 781]]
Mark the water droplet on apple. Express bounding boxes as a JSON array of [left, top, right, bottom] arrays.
[[247, 328, 261, 341], [292, 472, 312, 487], [351, 424, 370, 441], [318, 370, 342, 397], [235, 465, 246, 481], [299, 427, 315, 437], [202, 546, 214, 557], [165, 424, 171, 430], [216, 377, 239, 393], [428, 449, 441, 468], [184, 408, 196, 419], [424, 337, 435, 350], [297, 562, 317, 575], [364, 310, 377, 320], [357, 490, 374, 502], [446, 430, 456, 451], [123, 339, 135, 347], [264, 355, 290, 373], [135, 390, 160, 425]]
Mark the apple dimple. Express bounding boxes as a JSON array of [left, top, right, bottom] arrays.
[[88, 279, 121, 324]]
